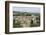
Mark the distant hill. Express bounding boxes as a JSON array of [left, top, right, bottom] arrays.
[[13, 11, 40, 16]]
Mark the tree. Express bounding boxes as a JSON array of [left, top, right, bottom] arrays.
[[13, 20, 22, 28], [31, 20, 33, 24]]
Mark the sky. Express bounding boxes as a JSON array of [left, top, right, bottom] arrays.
[[13, 7, 40, 13]]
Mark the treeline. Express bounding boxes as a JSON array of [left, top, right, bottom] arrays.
[[13, 11, 31, 16]]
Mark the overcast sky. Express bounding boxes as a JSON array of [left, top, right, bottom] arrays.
[[13, 7, 40, 13]]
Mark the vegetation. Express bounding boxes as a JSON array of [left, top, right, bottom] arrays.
[[13, 11, 31, 16], [13, 19, 22, 28]]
